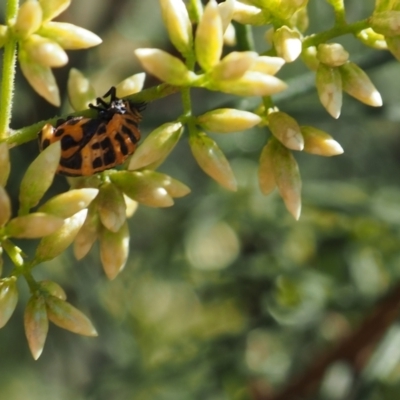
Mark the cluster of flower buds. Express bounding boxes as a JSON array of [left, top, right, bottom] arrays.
[[258, 111, 344, 220], [135, 0, 288, 98], [3, 0, 102, 105], [302, 43, 383, 118]]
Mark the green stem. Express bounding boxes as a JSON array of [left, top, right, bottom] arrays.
[[233, 22, 255, 51], [0, 0, 19, 139], [303, 19, 370, 48], [2, 239, 24, 269]]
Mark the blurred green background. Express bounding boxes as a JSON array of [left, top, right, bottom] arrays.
[[3, 0, 400, 399]]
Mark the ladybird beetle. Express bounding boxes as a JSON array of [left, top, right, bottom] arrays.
[[38, 86, 145, 176]]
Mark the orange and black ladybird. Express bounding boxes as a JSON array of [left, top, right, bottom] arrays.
[[38, 86, 145, 176]]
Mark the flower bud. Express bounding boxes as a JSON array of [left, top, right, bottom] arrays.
[[197, 108, 261, 133], [128, 122, 183, 171], [232, 2, 265, 25], [67, 68, 96, 111], [24, 294, 48, 360], [195, 0, 224, 71], [0, 277, 18, 328], [273, 26, 302, 63], [141, 171, 191, 198], [280, 0, 309, 19], [211, 51, 258, 81], [115, 73, 146, 98], [301, 46, 319, 71], [357, 28, 387, 50], [218, 0, 236, 31], [0, 143, 10, 187], [189, 131, 237, 191], [45, 296, 98, 336], [35, 209, 87, 263], [99, 221, 129, 280], [135, 48, 196, 85], [5, 213, 64, 238], [110, 171, 174, 207], [38, 21, 102, 49], [316, 63, 342, 119], [317, 43, 349, 67], [249, 56, 285, 75], [19, 141, 61, 214], [213, 71, 287, 96], [223, 23, 236, 46], [268, 111, 304, 151], [301, 126, 344, 156], [38, 280, 66, 300], [19, 50, 60, 106], [371, 10, 400, 37], [273, 143, 302, 220], [96, 182, 126, 232], [13, 0, 43, 39], [0, 186, 11, 228], [159, 0, 193, 55], [22, 34, 68, 67], [38, 188, 98, 219], [73, 204, 99, 260], [290, 6, 309, 33], [124, 196, 138, 218], [339, 62, 382, 107], [39, 0, 71, 22], [258, 139, 276, 195], [386, 35, 400, 60]]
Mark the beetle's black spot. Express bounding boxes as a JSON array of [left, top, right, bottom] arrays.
[[96, 124, 107, 135], [114, 132, 129, 155], [61, 134, 79, 151], [55, 128, 65, 137], [100, 136, 113, 150], [92, 157, 103, 169], [60, 152, 82, 170], [66, 118, 82, 126], [124, 117, 139, 128], [41, 138, 50, 149], [103, 147, 116, 165], [91, 142, 101, 150]]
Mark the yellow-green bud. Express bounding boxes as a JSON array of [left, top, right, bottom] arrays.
[[232, 2, 265, 25], [386, 35, 400, 60], [272, 143, 302, 220], [19, 141, 61, 214], [73, 205, 99, 260], [0, 26, 9, 49], [110, 171, 174, 208], [357, 28, 387, 50], [0, 143, 10, 187], [189, 131, 237, 191], [218, 0, 236, 31], [301, 46, 319, 71], [0, 186, 11, 228], [124, 196, 138, 218], [38, 280, 66, 300], [197, 108, 261, 133], [67, 68, 96, 111], [371, 10, 400, 37], [38, 188, 98, 219], [273, 26, 302, 63], [22, 34, 68, 67], [115, 73, 146, 98], [223, 22, 236, 46], [13, 0, 43, 39], [96, 182, 126, 233], [128, 122, 183, 171], [45, 296, 98, 336], [279, 0, 309, 19], [0, 277, 18, 328], [317, 43, 349, 67], [99, 221, 129, 280], [301, 126, 344, 156], [290, 6, 309, 33], [135, 48, 196, 85], [35, 209, 88, 263], [211, 51, 258, 81], [5, 213, 64, 238], [19, 51, 60, 106], [268, 111, 304, 151], [39, 0, 71, 22], [38, 22, 102, 49], [159, 0, 193, 55], [258, 139, 276, 195], [249, 56, 285, 75], [195, 0, 224, 71], [24, 294, 48, 360], [138, 171, 190, 198], [213, 71, 287, 96], [339, 62, 383, 107], [316, 63, 342, 119]]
